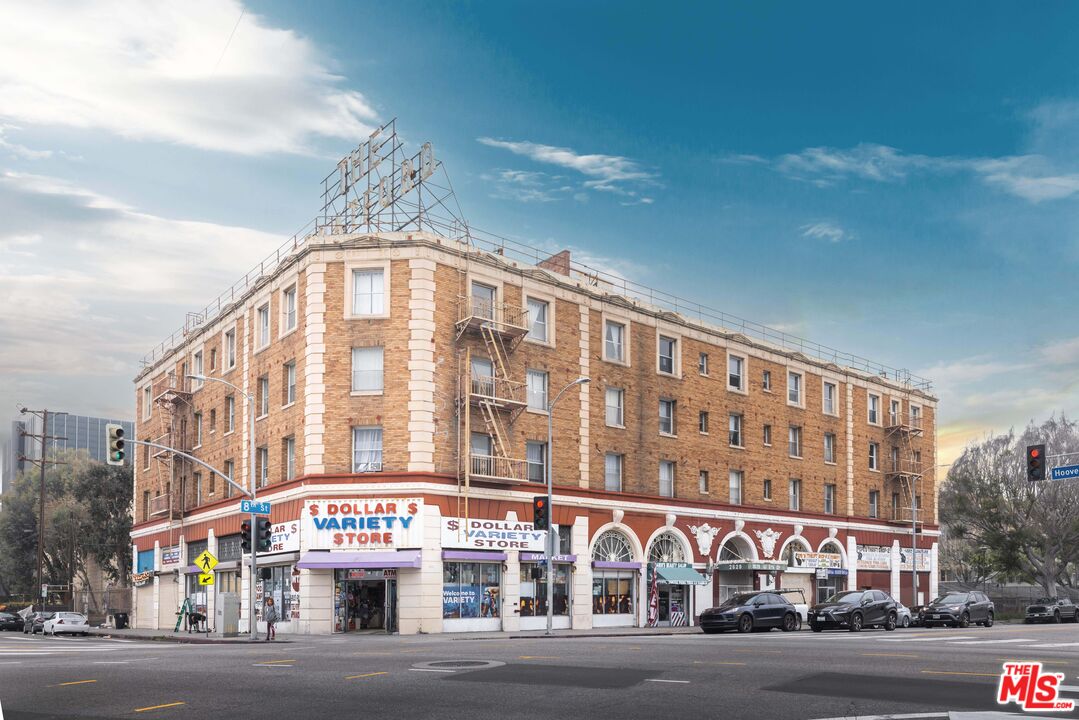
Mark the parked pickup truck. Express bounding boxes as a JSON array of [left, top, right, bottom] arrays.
[[775, 588, 808, 629]]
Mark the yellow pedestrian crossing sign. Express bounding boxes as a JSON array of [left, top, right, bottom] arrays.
[[194, 550, 218, 573], [198, 573, 215, 586]]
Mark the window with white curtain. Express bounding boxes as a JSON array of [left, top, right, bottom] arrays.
[[527, 298, 548, 342], [257, 304, 270, 348], [352, 427, 383, 472], [526, 441, 546, 483], [352, 269, 385, 316], [258, 446, 269, 487], [527, 370, 548, 411], [258, 376, 269, 417], [284, 436, 296, 480], [605, 453, 622, 492], [604, 321, 625, 362], [352, 347, 384, 393], [659, 460, 675, 497], [605, 387, 624, 427], [283, 285, 297, 331], [729, 470, 743, 505]]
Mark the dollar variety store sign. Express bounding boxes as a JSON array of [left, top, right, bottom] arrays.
[[304, 499, 423, 550]]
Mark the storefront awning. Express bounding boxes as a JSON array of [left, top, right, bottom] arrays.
[[656, 565, 709, 585], [592, 561, 641, 570], [442, 550, 507, 561], [296, 550, 422, 569]]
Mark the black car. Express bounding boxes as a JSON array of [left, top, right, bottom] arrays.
[[924, 591, 994, 628], [1025, 597, 1079, 624], [909, 604, 927, 627], [23, 611, 53, 634], [0, 612, 23, 631], [700, 592, 800, 634], [809, 590, 898, 632]]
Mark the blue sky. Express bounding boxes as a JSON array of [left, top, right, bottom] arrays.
[[2, 0, 1079, 467]]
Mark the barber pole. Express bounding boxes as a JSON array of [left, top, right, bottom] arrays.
[[647, 566, 659, 627]]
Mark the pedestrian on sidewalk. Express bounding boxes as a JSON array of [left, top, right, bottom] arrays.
[[264, 597, 278, 641]]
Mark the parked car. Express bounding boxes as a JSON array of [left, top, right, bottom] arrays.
[[43, 612, 89, 636], [700, 592, 800, 634], [923, 591, 994, 628], [0, 612, 23, 631], [895, 602, 913, 628], [23, 612, 53, 634], [775, 588, 808, 629], [1025, 597, 1079, 624], [809, 590, 898, 632]]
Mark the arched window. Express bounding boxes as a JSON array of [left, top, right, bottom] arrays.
[[820, 540, 844, 560], [783, 539, 810, 567], [647, 532, 686, 564], [592, 529, 634, 562], [719, 538, 750, 562]]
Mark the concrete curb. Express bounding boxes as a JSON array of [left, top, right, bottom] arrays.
[[87, 630, 286, 644]]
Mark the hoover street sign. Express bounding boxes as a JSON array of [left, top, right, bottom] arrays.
[[1051, 464, 1079, 481]]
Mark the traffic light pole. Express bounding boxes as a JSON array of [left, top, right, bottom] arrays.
[[248, 392, 258, 643]]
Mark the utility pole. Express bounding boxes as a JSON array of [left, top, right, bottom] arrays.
[[17, 407, 68, 612]]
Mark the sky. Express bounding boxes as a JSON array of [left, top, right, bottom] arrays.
[[2, 0, 1079, 474]]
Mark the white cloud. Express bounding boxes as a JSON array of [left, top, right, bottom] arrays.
[[480, 169, 569, 203], [0, 0, 379, 155], [800, 221, 850, 243], [0, 126, 52, 160]]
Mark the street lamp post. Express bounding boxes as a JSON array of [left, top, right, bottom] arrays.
[[188, 374, 259, 642], [546, 376, 590, 636]]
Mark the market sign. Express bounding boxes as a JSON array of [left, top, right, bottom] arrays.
[[304, 499, 423, 550], [441, 517, 548, 551], [161, 546, 181, 566], [793, 552, 842, 570], [856, 545, 892, 571]]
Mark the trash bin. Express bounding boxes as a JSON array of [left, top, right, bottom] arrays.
[[114, 612, 128, 629]]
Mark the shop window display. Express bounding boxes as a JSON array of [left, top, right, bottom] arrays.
[[443, 562, 501, 619], [520, 563, 569, 616]]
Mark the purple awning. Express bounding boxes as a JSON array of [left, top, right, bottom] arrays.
[[520, 553, 577, 563], [442, 550, 508, 562], [592, 561, 642, 570], [296, 550, 422, 569]]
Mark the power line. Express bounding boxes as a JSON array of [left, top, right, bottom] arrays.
[[213, 7, 245, 73]]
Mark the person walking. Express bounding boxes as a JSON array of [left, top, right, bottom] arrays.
[[263, 597, 278, 641]]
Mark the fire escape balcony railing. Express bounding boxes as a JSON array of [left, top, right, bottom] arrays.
[[469, 453, 529, 483], [456, 297, 530, 336]]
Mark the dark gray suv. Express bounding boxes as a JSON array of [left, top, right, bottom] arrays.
[[924, 591, 994, 628]]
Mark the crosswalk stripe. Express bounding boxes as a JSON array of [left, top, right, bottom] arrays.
[[877, 635, 976, 643], [947, 638, 1034, 645], [1019, 642, 1079, 648]]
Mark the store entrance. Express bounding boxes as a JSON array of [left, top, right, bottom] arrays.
[[657, 586, 688, 626], [334, 569, 398, 634]]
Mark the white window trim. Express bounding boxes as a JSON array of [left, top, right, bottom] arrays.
[[141, 384, 152, 420], [699, 410, 709, 435], [279, 280, 299, 339], [224, 396, 236, 436], [350, 345, 385, 397], [256, 376, 270, 420], [525, 368, 550, 415], [254, 298, 272, 354], [728, 413, 744, 449], [522, 290, 556, 348], [726, 351, 748, 395], [822, 378, 840, 417], [604, 453, 623, 493], [869, 442, 881, 472], [655, 328, 682, 378], [824, 484, 836, 515], [192, 412, 202, 450], [659, 460, 676, 497], [786, 369, 805, 409], [867, 392, 883, 427], [659, 398, 677, 438], [190, 344, 205, 391], [698, 352, 710, 377], [600, 312, 631, 367], [699, 469, 709, 494], [761, 369, 773, 393], [824, 433, 837, 465], [221, 323, 238, 374], [762, 424, 772, 447], [344, 260, 392, 320], [605, 387, 625, 429], [788, 425, 803, 459], [283, 361, 297, 408]]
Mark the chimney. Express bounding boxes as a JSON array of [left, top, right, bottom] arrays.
[[537, 249, 571, 277]]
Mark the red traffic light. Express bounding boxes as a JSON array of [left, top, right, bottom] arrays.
[[1030, 448, 1040, 458]]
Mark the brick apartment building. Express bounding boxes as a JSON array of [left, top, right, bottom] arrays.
[[130, 228, 938, 636]]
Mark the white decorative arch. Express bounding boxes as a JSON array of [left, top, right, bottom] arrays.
[[777, 534, 812, 562], [715, 530, 759, 562], [817, 537, 848, 567], [589, 522, 645, 562], [643, 526, 694, 564]]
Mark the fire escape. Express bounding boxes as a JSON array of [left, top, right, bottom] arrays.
[[148, 370, 192, 520], [455, 289, 530, 485], [885, 405, 924, 524]]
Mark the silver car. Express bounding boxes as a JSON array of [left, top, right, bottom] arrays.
[[895, 602, 913, 628], [43, 612, 90, 636]]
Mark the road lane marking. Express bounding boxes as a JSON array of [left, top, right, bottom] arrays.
[[1021, 642, 1079, 648], [862, 653, 920, 658], [345, 672, 388, 680], [134, 702, 186, 713], [518, 656, 560, 659], [878, 635, 975, 643], [998, 658, 1070, 665], [692, 660, 746, 666], [256, 659, 295, 664], [645, 679, 690, 684], [409, 668, 455, 673], [733, 649, 782, 654], [1059, 685, 1079, 692], [55, 679, 98, 686], [93, 661, 130, 664], [948, 638, 1034, 645], [921, 670, 999, 678], [253, 663, 293, 667]]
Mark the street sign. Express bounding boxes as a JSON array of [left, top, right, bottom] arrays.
[[1051, 464, 1079, 481], [40, 583, 47, 598], [241, 499, 271, 515], [197, 573, 215, 586], [193, 550, 218, 574]]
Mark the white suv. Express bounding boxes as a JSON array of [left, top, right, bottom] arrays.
[[43, 612, 90, 636]]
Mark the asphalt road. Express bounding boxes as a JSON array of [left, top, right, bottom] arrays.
[[1, 622, 1077, 719]]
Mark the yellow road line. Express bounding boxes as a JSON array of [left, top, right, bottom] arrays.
[[921, 670, 999, 678], [55, 680, 97, 687], [134, 702, 186, 712], [258, 659, 295, 664], [863, 653, 920, 658], [345, 671, 388, 680], [998, 658, 1070, 665]]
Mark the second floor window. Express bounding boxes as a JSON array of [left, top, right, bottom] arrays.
[[526, 441, 546, 483], [729, 413, 743, 447], [225, 396, 235, 432], [659, 335, 677, 374], [224, 460, 234, 497], [352, 427, 383, 472], [352, 347, 384, 393], [527, 370, 548, 411], [869, 442, 879, 471], [527, 298, 548, 342], [788, 425, 802, 458], [869, 490, 880, 518], [605, 453, 622, 492], [258, 446, 269, 488], [604, 320, 625, 362], [699, 470, 709, 493], [824, 484, 836, 514], [284, 436, 296, 481], [659, 399, 676, 435], [284, 361, 297, 405], [824, 433, 836, 463], [659, 460, 675, 497], [194, 412, 202, 447], [729, 470, 743, 505], [258, 376, 270, 417], [789, 478, 801, 511], [353, 269, 385, 316], [605, 388, 624, 426], [763, 478, 772, 500]]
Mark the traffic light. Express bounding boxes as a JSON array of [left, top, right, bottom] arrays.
[[1027, 444, 1047, 482], [240, 519, 252, 553], [105, 423, 125, 466], [255, 517, 273, 552], [532, 495, 549, 531]]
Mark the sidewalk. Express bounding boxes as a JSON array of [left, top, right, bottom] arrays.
[[87, 627, 273, 644]]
